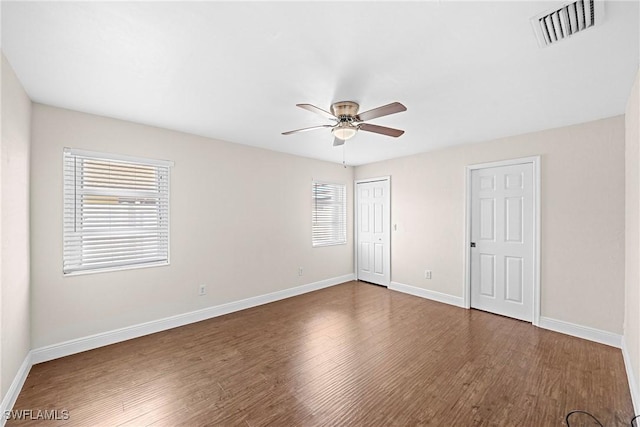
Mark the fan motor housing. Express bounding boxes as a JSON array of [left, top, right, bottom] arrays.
[[331, 101, 359, 119]]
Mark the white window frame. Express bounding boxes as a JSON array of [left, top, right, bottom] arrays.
[[312, 180, 347, 247], [62, 148, 174, 276]]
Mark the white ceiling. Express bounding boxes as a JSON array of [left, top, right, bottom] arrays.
[[2, 1, 639, 165]]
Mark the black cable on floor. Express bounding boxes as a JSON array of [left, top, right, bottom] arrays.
[[565, 410, 604, 426], [566, 410, 640, 426]]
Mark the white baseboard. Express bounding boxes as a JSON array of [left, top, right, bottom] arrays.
[[538, 316, 622, 348], [389, 281, 465, 308], [388, 282, 622, 349], [622, 336, 640, 415], [0, 352, 32, 427], [31, 274, 354, 365]]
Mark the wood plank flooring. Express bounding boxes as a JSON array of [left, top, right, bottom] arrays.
[[7, 281, 634, 426]]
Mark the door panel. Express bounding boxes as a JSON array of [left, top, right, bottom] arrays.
[[357, 179, 390, 286], [480, 198, 495, 240], [374, 244, 384, 274], [470, 163, 533, 322], [480, 175, 495, 190], [505, 197, 523, 242], [505, 256, 523, 302], [360, 242, 370, 272], [360, 204, 370, 232], [505, 172, 523, 189], [479, 254, 496, 297], [374, 204, 383, 233]]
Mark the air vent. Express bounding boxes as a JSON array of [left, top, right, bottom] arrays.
[[531, 0, 604, 47]]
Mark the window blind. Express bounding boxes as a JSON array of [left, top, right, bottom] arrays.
[[312, 181, 346, 247], [63, 148, 173, 274]]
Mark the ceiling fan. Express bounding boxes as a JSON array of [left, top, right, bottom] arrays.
[[282, 101, 407, 146]]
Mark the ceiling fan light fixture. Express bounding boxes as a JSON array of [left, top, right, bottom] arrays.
[[282, 100, 406, 144], [332, 123, 358, 141]]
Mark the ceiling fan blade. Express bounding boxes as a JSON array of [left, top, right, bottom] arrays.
[[359, 123, 405, 138], [296, 104, 337, 120], [333, 137, 345, 146], [282, 124, 333, 135], [356, 102, 407, 122]]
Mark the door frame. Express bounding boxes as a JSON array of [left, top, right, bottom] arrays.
[[463, 156, 541, 326], [354, 176, 391, 286]]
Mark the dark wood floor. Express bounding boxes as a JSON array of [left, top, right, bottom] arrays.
[[8, 281, 634, 426]]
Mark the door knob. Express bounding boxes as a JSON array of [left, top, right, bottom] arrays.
[[470, 242, 476, 248]]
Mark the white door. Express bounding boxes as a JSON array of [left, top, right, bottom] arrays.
[[356, 179, 390, 286], [470, 163, 534, 321]]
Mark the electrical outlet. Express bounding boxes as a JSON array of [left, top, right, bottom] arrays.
[[424, 270, 432, 280], [298, 267, 303, 276], [198, 284, 207, 296]]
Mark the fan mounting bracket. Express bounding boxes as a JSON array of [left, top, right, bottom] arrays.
[[330, 101, 359, 119]]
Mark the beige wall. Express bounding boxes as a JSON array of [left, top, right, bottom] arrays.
[[356, 116, 626, 334], [625, 68, 640, 410], [30, 104, 354, 348], [1, 54, 31, 398]]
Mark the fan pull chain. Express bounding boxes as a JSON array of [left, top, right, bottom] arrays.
[[343, 143, 346, 168]]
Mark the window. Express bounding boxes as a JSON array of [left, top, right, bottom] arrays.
[[312, 181, 346, 247], [63, 148, 174, 275]]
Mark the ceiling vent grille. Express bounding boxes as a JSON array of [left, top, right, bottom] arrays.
[[531, 0, 604, 47]]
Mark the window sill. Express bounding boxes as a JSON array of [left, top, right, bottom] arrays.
[[63, 261, 170, 277], [312, 242, 347, 248]]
